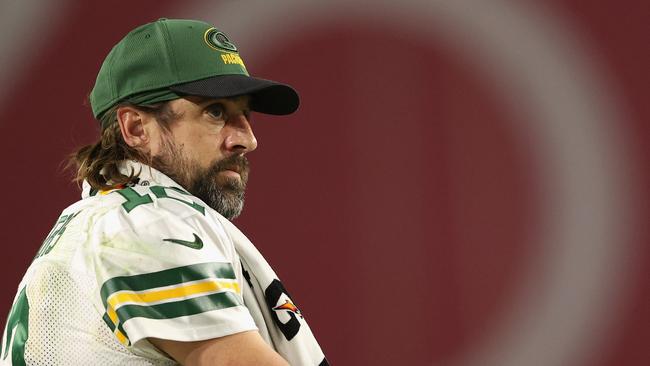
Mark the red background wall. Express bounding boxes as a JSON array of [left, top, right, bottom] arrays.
[[0, 1, 647, 365]]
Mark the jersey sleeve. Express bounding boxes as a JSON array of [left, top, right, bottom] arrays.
[[86, 188, 257, 354]]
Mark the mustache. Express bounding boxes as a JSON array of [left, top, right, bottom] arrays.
[[211, 155, 250, 176]]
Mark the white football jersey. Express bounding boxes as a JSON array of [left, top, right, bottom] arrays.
[[1, 162, 258, 365]]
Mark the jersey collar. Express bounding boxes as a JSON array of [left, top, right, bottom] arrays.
[[81, 160, 184, 199]]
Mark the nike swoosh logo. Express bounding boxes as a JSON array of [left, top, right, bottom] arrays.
[[163, 233, 204, 250]]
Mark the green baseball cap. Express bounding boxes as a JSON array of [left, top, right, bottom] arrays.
[[90, 18, 299, 120]]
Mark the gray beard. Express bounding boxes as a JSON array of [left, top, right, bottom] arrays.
[[188, 161, 247, 220], [150, 138, 249, 220]]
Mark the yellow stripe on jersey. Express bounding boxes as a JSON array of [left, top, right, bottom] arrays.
[[99, 262, 242, 346], [115, 329, 128, 346], [106, 278, 240, 327]]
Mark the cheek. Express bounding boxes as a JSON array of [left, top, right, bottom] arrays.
[[170, 122, 225, 165], [147, 129, 167, 157], [186, 134, 223, 166]]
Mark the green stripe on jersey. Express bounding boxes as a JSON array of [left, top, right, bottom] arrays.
[[115, 291, 241, 323], [100, 262, 236, 307]]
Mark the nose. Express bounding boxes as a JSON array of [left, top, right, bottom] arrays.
[[224, 113, 258, 153]]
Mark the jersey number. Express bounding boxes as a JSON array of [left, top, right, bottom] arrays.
[[117, 186, 205, 214], [2, 287, 29, 366]]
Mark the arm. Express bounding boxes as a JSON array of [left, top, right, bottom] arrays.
[[150, 331, 289, 366]]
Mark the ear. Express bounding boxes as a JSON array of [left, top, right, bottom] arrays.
[[117, 106, 150, 148]]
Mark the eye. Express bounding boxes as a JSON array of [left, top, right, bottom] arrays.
[[205, 103, 225, 120]]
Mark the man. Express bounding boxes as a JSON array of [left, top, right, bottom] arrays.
[[1, 18, 327, 366]]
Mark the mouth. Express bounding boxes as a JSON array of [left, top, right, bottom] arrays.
[[217, 164, 246, 182], [219, 169, 241, 179], [223, 165, 241, 174], [211, 156, 249, 185]]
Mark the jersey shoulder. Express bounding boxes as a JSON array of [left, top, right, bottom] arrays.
[[86, 186, 255, 350], [89, 184, 237, 264]]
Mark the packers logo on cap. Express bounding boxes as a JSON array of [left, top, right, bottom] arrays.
[[204, 28, 238, 52]]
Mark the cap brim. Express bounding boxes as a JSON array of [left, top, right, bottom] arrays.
[[169, 74, 299, 115]]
